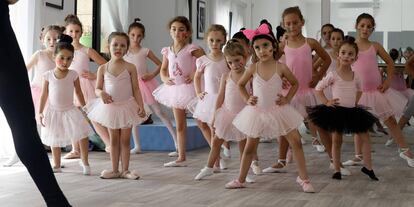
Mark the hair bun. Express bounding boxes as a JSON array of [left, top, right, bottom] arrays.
[[57, 34, 73, 44], [239, 27, 246, 31], [260, 19, 269, 25], [134, 18, 141, 22], [344, 35, 356, 43], [64, 14, 79, 23]]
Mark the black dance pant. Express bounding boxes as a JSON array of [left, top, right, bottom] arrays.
[[0, 2, 71, 206]]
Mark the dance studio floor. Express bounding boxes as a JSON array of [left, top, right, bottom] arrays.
[[1, 127, 414, 207]]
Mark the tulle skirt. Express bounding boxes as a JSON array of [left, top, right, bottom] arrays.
[[233, 104, 303, 140], [359, 88, 408, 121], [307, 105, 378, 134], [187, 93, 218, 124], [75, 78, 96, 106], [86, 98, 147, 129], [139, 78, 159, 105], [213, 107, 246, 142], [399, 88, 414, 100], [152, 83, 196, 109], [289, 89, 319, 117], [41, 105, 93, 147]]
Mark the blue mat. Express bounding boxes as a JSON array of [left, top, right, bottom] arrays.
[[131, 119, 208, 151]]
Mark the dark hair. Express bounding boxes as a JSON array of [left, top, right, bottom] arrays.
[[251, 33, 278, 62], [389, 48, 399, 62], [128, 18, 146, 37], [339, 39, 358, 56], [64, 14, 83, 33], [168, 16, 192, 42], [321, 23, 334, 31], [223, 39, 246, 58], [108, 32, 130, 51], [40, 25, 65, 41], [276, 26, 286, 42], [356, 13, 376, 30], [282, 6, 304, 22], [344, 35, 355, 42], [331, 28, 344, 40], [232, 28, 249, 45], [55, 34, 74, 55]]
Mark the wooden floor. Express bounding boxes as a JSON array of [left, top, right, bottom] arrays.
[[1, 126, 414, 207]]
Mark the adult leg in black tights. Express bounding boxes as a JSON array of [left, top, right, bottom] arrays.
[[0, 1, 71, 206]]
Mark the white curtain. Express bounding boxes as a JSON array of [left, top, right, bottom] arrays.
[[101, 0, 129, 52]]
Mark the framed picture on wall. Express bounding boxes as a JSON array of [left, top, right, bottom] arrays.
[[197, 0, 206, 39], [45, 0, 64, 10]]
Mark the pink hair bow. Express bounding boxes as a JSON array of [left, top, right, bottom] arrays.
[[242, 24, 272, 40]]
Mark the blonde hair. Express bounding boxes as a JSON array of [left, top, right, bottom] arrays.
[[223, 39, 246, 58], [204, 24, 227, 41]]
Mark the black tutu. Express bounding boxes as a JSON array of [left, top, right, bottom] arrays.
[[306, 105, 378, 134]]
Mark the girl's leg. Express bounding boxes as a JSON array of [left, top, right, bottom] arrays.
[[285, 130, 309, 180], [343, 134, 363, 166], [108, 129, 121, 173], [92, 121, 110, 151], [120, 128, 132, 172], [384, 116, 414, 162], [237, 138, 260, 183], [150, 103, 178, 149], [206, 136, 225, 168], [270, 136, 289, 168], [318, 127, 333, 159], [63, 140, 80, 159], [196, 120, 212, 146], [130, 125, 141, 154], [238, 139, 247, 160], [51, 147, 61, 169], [331, 132, 343, 179], [173, 108, 187, 162], [79, 137, 90, 175], [285, 130, 315, 192], [359, 132, 379, 180]]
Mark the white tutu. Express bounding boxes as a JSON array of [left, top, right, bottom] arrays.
[[187, 93, 218, 124], [213, 107, 246, 142], [152, 83, 196, 109], [233, 104, 303, 139], [86, 98, 147, 129], [41, 106, 93, 147]]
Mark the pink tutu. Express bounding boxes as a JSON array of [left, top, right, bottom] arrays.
[[233, 104, 303, 139], [152, 83, 196, 109], [86, 98, 147, 129], [30, 85, 42, 115], [359, 88, 408, 121], [213, 107, 246, 141], [188, 93, 218, 124], [138, 78, 159, 105], [290, 89, 319, 117], [41, 105, 93, 147], [75, 78, 96, 106], [399, 89, 414, 99]]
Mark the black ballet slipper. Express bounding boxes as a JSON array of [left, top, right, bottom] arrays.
[[361, 167, 379, 181], [332, 172, 342, 180]]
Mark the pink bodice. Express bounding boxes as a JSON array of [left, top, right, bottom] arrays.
[[196, 55, 229, 93], [352, 45, 382, 91], [104, 69, 133, 102], [43, 70, 78, 110], [253, 72, 283, 109], [31, 50, 55, 87], [284, 41, 313, 92], [69, 47, 90, 75], [161, 44, 199, 85], [124, 48, 150, 77]]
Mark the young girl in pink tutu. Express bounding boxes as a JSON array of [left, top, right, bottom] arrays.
[[307, 40, 379, 180], [38, 34, 93, 174], [124, 18, 177, 155], [87, 32, 147, 179], [195, 40, 259, 181], [264, 6, 332, 173], [63, 14, 109, 159], [152, 16, 205, 167], [343, 13, 414, 167], [3, 25, 65, 168], [188, 24, 229, 168], [225, 24, 314, 193]]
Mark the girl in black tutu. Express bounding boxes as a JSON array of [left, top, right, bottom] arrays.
[[307, 39, 379, 181]]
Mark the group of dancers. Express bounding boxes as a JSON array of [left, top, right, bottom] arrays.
[[3, 5, 414, 195]]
